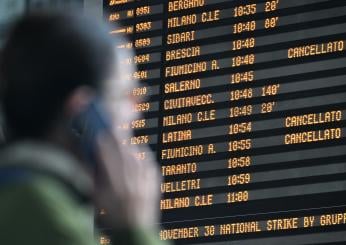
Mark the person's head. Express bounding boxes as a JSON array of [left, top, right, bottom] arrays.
[[0, 13, 118, 141]]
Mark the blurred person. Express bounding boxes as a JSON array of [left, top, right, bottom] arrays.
[[0, 13, 163, 245]]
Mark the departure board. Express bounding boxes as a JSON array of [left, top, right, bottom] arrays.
[[101, 0, 346, 244]]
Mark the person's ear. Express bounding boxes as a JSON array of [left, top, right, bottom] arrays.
[[64, 86, 95, 118]]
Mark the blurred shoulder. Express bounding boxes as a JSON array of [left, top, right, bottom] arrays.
[[0, 141, 95, 245]]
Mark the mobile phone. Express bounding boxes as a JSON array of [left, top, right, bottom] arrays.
[[71, 99, 112, 170]]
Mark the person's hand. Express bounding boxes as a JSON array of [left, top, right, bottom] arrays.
[[95, 131, 161, 228]]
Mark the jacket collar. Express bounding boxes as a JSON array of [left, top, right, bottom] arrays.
[[0, 141, 93, 202]]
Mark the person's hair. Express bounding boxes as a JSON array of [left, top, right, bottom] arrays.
[[0, 13, 115, 139]]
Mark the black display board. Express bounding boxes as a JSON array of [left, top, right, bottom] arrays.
[[102, 1, 346, 244]]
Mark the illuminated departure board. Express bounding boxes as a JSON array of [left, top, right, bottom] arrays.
[[102, 0, 346, 244]]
